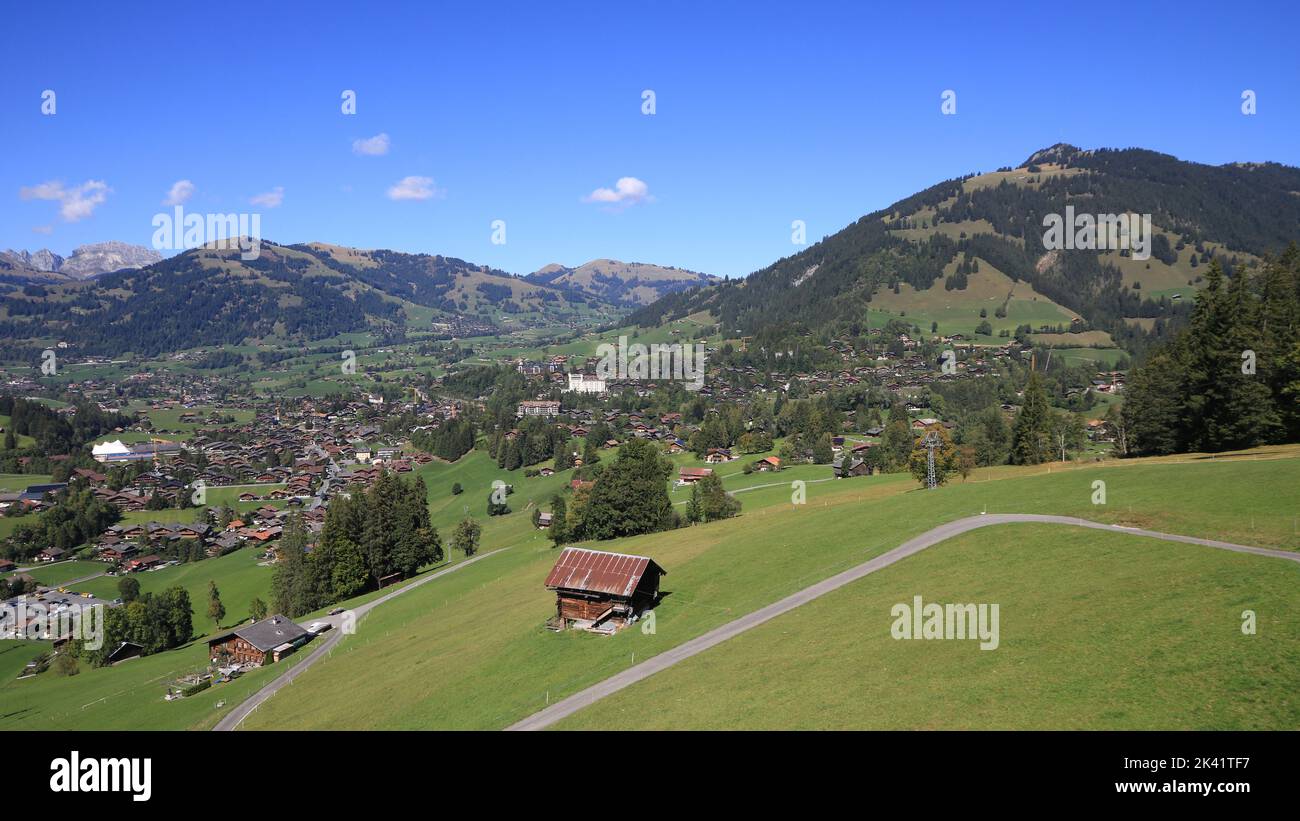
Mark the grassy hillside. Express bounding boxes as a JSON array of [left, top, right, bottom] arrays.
[[234, 448, 1299, 730], [556, 522, 1300, 730], [528, 259, 715, 307], [869, 257, 1078, 340], [4, 446, 1294, 730]]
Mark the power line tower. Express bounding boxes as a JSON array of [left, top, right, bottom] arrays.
[[923, 431, 939, 490]]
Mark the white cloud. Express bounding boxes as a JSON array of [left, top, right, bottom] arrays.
[[583, 176, 650, 207], [163, 179, 195, 206], [352, 133, 391, 156], [386, 176, 443, 201], [19, 179, 112, 222], [32, 225, 53, 235], [250, 186, 285, 208]]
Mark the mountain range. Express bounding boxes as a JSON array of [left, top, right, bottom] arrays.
[[0, 241, 162, 281], [4, 144, 1298, 363], [628, 143, 1300, 357], [526, 259, 716, 306], [0, 241, 626, 359]]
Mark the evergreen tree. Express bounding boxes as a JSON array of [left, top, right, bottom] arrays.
[[207, 580, 225, 631], [548, 495, 568, 548], [697, 472, 741, 521], [1011, 371, 1052, 465], [812, 433, 834, 464], [685, 483, 702, 524], [580, 439, 676, 541]]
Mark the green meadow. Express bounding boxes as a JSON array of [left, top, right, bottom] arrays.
[[3, 444, 1295, 730], [556, 522, 1300, 730], [235, 448, 1299, 730], [21, 561, 104, 587]]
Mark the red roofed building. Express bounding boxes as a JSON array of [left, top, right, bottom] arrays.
[[126, 554, 162, 572], [678, 467, 713, 484], [544, 547, 666, 634]]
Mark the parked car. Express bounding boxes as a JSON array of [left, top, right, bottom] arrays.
[[328, 607, 345, 615]]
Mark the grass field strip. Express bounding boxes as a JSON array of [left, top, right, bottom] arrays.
[[507, 514, 1300, 730]]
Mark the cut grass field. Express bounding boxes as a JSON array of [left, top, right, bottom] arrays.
[[77, 548, 275, 630], [554, 523, 1300, 729], [20, 560, 104, 587], [235, 448, 1299, 730], [0, 472, 51, 491], [4, 445, 1295, 730]]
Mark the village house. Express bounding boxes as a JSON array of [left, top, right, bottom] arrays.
[[544, 547, 666, 634], [679, 467, 713, 484], [207, 614, 311, 666], [126, 554, 163, 572], [755, 456, 781, 472]]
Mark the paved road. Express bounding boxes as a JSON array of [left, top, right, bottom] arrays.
[[213, 548, 505, 731], [506, 514, 1300, 731]]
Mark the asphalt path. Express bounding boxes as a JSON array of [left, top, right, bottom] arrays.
[[506, 514, 1299, 730], [213, 548, 505, 730]]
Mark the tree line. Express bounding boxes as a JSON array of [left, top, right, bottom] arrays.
[[271, 473, 442, 617], [1122, 251, 1300, 455]]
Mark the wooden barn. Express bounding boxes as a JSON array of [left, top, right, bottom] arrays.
[[544, 547, 666, 634]]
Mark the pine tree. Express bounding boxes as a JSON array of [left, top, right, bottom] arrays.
[[686, 483, 702, 524], [1010, 371, 1051, 464], [548, 495, 568, 547], [697, 472, 740, 521], [207, 580, 225, 630]]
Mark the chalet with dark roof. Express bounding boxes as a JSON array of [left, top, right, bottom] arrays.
[[207, 614, 310, 666]]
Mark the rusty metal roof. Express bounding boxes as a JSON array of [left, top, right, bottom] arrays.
[[544, 547, 665, 597]]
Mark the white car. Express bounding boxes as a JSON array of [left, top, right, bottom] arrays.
[[306, 621, 332, 634]]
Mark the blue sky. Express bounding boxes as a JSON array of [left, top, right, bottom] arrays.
[[2, 0, 1297, 279]]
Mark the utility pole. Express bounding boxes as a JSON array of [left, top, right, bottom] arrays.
[[924, 431, 939, 490]]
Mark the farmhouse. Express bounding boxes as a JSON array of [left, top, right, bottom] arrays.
[[678, 467, 713, 484], [544, 547, 666, 634], [207, 614, 310, 666]]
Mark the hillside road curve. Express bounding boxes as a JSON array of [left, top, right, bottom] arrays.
[[506, 513, 1299, 730], [214, 548, 505, 731]]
